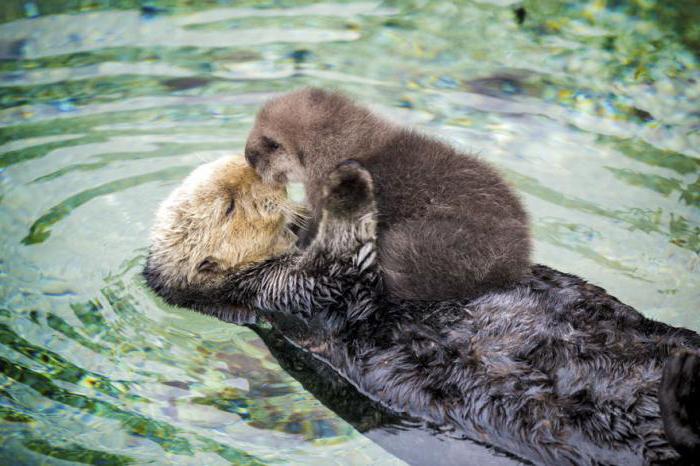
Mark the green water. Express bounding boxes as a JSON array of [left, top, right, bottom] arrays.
[[0, 1, 698, 464]]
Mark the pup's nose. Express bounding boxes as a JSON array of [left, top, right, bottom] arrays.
[[245, 148, 259, 168]]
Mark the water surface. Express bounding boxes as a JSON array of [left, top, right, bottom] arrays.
[[0, 1, 698, 464]]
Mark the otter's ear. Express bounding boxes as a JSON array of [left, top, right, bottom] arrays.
[[197, 257, 222, 274]]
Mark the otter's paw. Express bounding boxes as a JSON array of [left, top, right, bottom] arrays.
[[322, 160, 374, 218], [207, 304, 259, 325], [660, 349, 700, 458]]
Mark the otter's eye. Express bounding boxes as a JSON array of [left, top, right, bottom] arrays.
[[262, 136, 280, 152], [198, 257, 219, 273], [225, 198, 236, 217]]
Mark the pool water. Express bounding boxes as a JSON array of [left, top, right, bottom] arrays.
[[0, 1, 698, 464]]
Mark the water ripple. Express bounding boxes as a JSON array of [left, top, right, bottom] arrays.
[[0, 9, 363, 60], [0, 1, 698, 464]]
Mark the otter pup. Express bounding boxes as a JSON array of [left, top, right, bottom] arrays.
[[145, 159, 700, 465], [244, 88, 531, 301]]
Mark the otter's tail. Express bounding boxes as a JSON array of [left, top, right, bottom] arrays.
[[660, 349, 700, 463]]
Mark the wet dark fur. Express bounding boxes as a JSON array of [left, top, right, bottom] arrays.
[[659, 350, 700, 460], [244, 88, 531, 301], [250, 324, 528, 466], [144, 162, 700, 465]]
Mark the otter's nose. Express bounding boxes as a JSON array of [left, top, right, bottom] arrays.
[[245, 148, 259, 168]]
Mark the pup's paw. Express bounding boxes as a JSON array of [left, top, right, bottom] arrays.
[[660, 349, 700, 458], [322, 160, 374, 218]]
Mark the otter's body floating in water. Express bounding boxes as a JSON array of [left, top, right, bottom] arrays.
[[144, 156, 700, 466], [244, 88, 531, 301]]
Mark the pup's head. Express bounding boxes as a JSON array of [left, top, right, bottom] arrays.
[[145, 155, 299, 295], [244, 88, 375, 186]]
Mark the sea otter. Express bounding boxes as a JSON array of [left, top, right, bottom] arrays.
[[146, 155, 301, 322], [144, 156, 700, 465], [243, 88, 531, 301]]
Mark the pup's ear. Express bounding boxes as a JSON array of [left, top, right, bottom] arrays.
[[197, 257, 222, 274], [322, 159, 375, 218], [306, 87, 327, 105]]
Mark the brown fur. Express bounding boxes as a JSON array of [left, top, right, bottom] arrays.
[[144, 160, 700, 464], [147, 155, 299, 291], [244, 88, 532, 301]]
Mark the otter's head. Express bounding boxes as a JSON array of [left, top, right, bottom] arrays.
[[244, 88, 371, 186], [145, 155, 299, 297]]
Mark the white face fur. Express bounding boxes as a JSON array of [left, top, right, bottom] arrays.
[[148, 155, 299, 289], [263, 142, 306, 186]]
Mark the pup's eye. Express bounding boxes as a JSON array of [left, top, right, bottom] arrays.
[[262, 136, 280, 151], [225, 198, 236, 216]]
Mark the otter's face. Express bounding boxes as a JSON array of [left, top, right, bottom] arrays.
[[244, 88, 344, 186], [244, 111, 306, 187], [244, 123, 305, 187], [147, 155, 298, 290]]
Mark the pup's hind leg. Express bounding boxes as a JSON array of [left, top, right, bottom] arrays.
[[379, 217, 529, 301], [660, 349, 700, 459]]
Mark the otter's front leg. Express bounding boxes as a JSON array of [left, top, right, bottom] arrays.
[[189, 161, 380, 318], [246, 160, 380, 316]]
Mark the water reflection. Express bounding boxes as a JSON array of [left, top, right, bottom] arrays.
[[0, 0, 697, 463]]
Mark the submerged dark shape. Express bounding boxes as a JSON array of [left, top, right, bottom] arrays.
[[244, 88, 531, 301], [145, 161, 700, 465], [161, 77, 212, 91]]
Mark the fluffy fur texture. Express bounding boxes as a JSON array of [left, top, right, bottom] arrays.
[[147, 155, 299, 290], [244, 88, 531, 301], [248, 324, 517, 466], [145, 160, 700, 465]]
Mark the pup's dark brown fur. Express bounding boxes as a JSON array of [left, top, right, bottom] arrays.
[[244, 88, 531, 301]]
